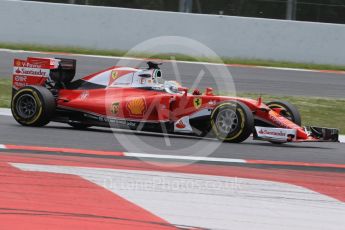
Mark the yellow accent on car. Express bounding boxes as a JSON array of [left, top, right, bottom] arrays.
[[12, 88, 43, 125]]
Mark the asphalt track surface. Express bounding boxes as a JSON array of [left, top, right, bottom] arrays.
[[2, 153, 345, 230], [1, 115, 344, 165], [1, 49, 345, 98]]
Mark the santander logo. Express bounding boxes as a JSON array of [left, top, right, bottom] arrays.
[[14, 67, 48, 77], [258, 129, 286, 136]]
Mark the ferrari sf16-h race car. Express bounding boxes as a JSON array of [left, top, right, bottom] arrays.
[[11, 57, 339, 144]]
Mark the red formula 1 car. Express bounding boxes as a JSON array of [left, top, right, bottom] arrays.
[[11, 57, 339, 143]]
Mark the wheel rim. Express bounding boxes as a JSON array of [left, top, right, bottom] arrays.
[[215, 109, 238, 134], [16, 94, 37, 119]]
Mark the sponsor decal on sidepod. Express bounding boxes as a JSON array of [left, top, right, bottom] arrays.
[[127, 98, 147, 116]]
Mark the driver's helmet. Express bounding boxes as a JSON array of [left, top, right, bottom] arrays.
[[164, 81, 181, 94]]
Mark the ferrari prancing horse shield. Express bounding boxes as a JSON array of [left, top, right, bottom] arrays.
[[111, 102, 120, 115], [193, 97, 202, 109]]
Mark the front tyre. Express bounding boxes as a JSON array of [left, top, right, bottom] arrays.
[[11, 86, 55, 127], [266, 100, 301, 126], [211, 101, 254, 143]]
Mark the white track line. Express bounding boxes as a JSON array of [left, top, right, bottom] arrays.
[[124, 152, 246, 163], [340, 136, 345, 143], [0, 108, 11, 116], [1, 48, 344, 74], [12, 163, 345, 230]]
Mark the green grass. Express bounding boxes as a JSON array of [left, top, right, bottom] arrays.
[[1, 42, 345, 71], [0, 79, 343, 133], [0, 79, 11, 108]]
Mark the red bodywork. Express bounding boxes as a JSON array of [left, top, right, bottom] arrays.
[[12, 57, 338, 143], [57, 88, 307, 138]]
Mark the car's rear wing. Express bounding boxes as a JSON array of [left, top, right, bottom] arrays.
[[12, 57, 60, 94], [12, 57, 76, 95]]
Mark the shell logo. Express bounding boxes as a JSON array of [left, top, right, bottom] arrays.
[[15, 60, 22, 67], [127, 97, 146, 116]]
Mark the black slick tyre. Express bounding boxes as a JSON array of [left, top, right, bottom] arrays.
[[211, 101, 254, 143], [11, 86, 56, 127], [266, 100, 302, 126]]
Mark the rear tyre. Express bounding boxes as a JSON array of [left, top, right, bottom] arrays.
[[266, 100, 301, 126], [11, 86, 55, 127], [211, 101, 254, 143]]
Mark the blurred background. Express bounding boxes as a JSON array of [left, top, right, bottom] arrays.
[[25, 0, 345, 24]]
